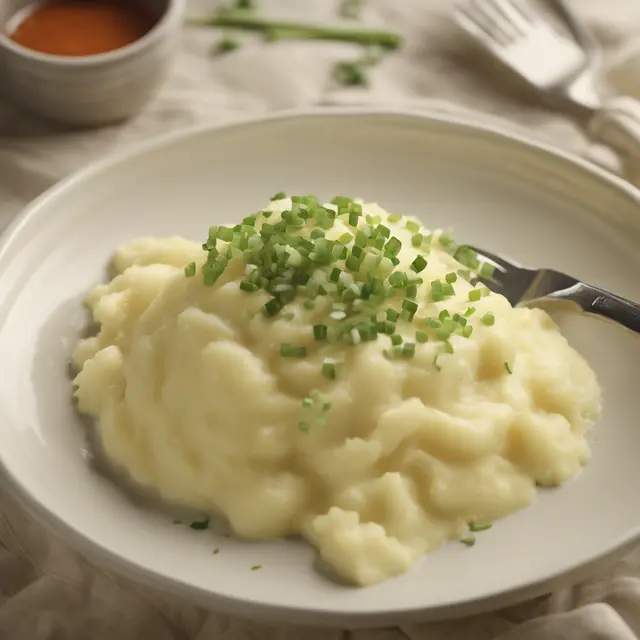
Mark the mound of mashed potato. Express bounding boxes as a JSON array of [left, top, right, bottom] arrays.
[[73, 196, 601, 586]]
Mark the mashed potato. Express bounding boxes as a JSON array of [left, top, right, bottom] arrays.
[[72, 196, 601, 586]]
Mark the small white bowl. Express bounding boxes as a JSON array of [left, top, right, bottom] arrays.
[[0, 0, 185, 128]]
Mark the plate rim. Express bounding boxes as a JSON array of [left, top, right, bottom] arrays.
[[1, 106, 640, 626]]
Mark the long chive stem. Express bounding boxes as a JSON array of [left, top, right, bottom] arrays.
[[187, 14, 402, 49]]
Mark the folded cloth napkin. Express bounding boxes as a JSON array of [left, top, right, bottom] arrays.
[[2, 1, 640, 639]]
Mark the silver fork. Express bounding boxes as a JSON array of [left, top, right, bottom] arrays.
[[454, 0, 640, 170], [466, 245, 640, 333]]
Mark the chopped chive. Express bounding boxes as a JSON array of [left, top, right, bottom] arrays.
[[251, 565, 262, 571], [184, 262, 197, 277], [190, 518, 210, 531], [469, 522, 492, 532], [217, 227, 234, 241], [504, 362, 513, 375], [404, 284, 417, 299], [345, 255, 361, 271], [405, 219, 421, 233], [416, 331, 429, 343], [411, 233, 423, 248], [445, 272, 457, 284], [313, 324, 328, 340], [263, 298, 282, 316], [280, 343, 307, 358], [322, 359, 338, 379], [438, 309, 450, 321], [387, 308, 399, 322], [298, 421, 310, 432], [271, 191, 286, 200], [391, 334, 402, 346], [384, 237, 402, 257], [444, 340, 454, 354], [481, 312, 495, 326], [439, 232, 454, 246], [462, 325, 473, 338], [464, 306, 476, 316], [479, 262, 495, 278], [468, 289, 482, 302], [410, 255, 428, 273], [460, 536, 476, 547], [215, 35, 241, 54], [388, 213, 402, 223], [401, 342, 416, 358], [402, 299, 419, 316], [239, 281, 259, 292], [389, 271, 407, 288]]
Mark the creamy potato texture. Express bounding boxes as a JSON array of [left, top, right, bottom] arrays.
[[73, 198, 601, 586]]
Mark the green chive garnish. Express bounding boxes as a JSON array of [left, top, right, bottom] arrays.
[[410, 255, 427, 273], [469, 522, 492, 532], [280, 343, 307, 358], [264, 298, 283, 316], [479, 262, 495, 278], [468, 289, 482, 302], [401, 342, 415, 358], [460, 536, 476, 547], [481, 312, 495, 326], [313, 324, 328, 340], [190, 518, 210, 531], [239, 281, 258, 292], [322, 359, 338, 379], [184, 262, 196, 277], [504, 362, 513, 375], [215, 35, 240, 54]]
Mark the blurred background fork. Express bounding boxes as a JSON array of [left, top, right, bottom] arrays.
[[466, 244, 640, 333], [454, 0, 640, 176]]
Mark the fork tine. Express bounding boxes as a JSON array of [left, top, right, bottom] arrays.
[[463, 245, 511, 273], [454, 5, 507, 48], [466, 0, 522, 43], [492, 0, 536, 35]]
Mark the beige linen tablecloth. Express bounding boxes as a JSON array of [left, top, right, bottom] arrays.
[[2, 1, 640, 638]]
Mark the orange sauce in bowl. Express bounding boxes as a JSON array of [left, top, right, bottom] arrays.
[[9, 0, 157, 57]]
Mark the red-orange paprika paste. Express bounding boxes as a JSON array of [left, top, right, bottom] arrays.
[[9, 0, 156, 57]]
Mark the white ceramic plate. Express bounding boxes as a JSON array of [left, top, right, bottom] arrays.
[[1, 109, 640, 628]]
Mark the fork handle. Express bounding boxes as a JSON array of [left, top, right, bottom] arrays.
[[588, 96, 640, 183], [559, 282, 640, 334]]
